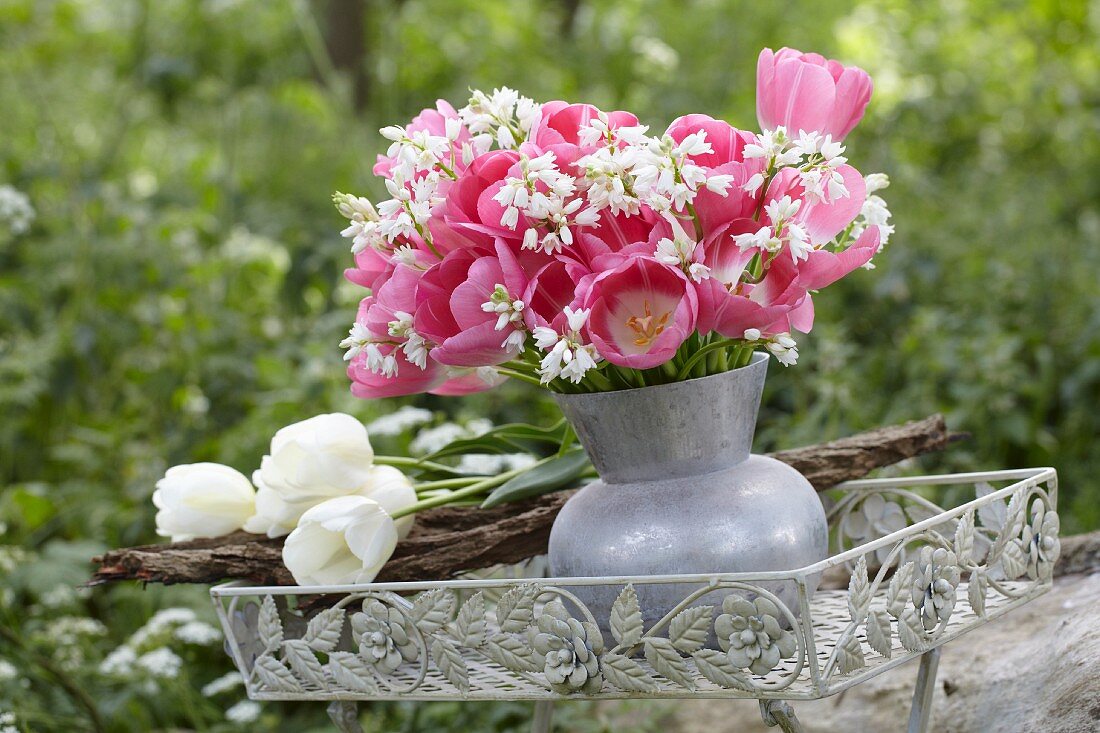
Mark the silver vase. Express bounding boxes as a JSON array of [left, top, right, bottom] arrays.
[[548, 353, 827, 629]]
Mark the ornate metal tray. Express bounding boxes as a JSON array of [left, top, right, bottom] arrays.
[[211, 468, 1059, 733]]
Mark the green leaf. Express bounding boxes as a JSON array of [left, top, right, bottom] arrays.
[[480, 450, 590, 508], [426, 420, 570, 461]]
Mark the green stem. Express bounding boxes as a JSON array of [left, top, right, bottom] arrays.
[[374, 456, 458, 474], [414, 476, 482, 491], [495, 367, 545, 387], [675, 339, 740, 380], [391, 456, 553, 518]]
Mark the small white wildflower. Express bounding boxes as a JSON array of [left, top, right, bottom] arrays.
[[0, 185, 35, 235], [742, 172, 766, 196], [534, 307, 602, 384], [366, 406, 433, 437], [409, 422, 471, 455], [743, 328, 762, 341], [481, 284, 526, 331], [0, 661, 17, 681], [865, 173, 890, 193], [202, 671, 244, 697], [175, 620, 221, 645], [225, 700, 262, 725], [136, 648, 183, 679], [339, 322, 373, 362], [99, 646, 137, 676], [766, 333, 799, 366]]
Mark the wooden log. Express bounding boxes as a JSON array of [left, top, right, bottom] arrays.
[[90, 414, 954, 586]]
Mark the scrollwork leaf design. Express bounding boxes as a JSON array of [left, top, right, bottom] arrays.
[[482, 633, 539, 673], [643, 638, 694, 690], [610, 585, 644, 647], [327, 652, 379, 693], [600, 651, 657, 693], [430, 633, 469, 693], [691, 649, 754, 691], [1001, 540, 1027, 580], [836, 629, 865, 674], [954, 510, 975, 566], [495, 584, 538, 633], [887, 562, 915, 618], [897, 608, 926, 652], [412, 588, 455, 635], [454, 592, 487, 648], [968, 568, 987, 617], [668, 605, 714, 654], [302, 607, 344, 653], [848, 555, 870, 622], [282, 639, 327, 688], [865, 609, 892, 659], [253, 655, 300, 692], [258, 595, 283, 652]]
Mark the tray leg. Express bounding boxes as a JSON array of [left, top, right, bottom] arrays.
[[531, 699, 555, 733], [906, 647, 941, 733], [759, 700, 805, 733], [327, 700, 364, 733]]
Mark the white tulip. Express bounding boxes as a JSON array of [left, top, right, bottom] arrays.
[[364, 464, 418, 539], [243, 413, 375, 537], [281, 496, 398, 586], [153, 463, 256, 542]]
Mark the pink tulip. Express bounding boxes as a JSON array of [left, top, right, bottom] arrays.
[[756, 47, 873, 140], [530, 102, 639, 148], [431, 149, 522, 252], [414, 242, 529, 367], [796, 226, 880, 290], [584, 257, 697, 369], [695, 239, 809, 338]]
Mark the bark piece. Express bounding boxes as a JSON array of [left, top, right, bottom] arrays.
[[90, 414, 956, 586]]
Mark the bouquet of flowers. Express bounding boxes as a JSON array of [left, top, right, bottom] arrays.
[[336, 47, 891, 396], [150, 47, 894, 588]]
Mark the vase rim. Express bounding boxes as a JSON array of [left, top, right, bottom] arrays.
[[553, 351, 769, 403]]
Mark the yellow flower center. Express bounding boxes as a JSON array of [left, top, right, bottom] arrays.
[[626, 300, 671, 347]]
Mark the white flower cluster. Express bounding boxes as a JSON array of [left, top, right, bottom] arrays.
[[742, 126, 849, 203], [532, 307, 602, 384], [481, 283, 528, 353], [408, 418, 492, 456], [336, 87, 540, 268], [493, 151, 599, 255], [743, 328, 799, 366], [459, 87, 541, 151], [99, 607, 219, 679], [225, 700, 262, 725], [455, 452, 538, 476], [655, 223, 710, 283], [734, 195, 812, 262], [365, 405, 433, 436], [201, 670, 244, 697], [575, 116, 733, 218], [851, 172, 894, 256], [0, 711, 17, 733], [0, 185, 34, 235]]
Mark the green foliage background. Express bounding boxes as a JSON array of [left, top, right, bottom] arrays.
[[0, 0, 1097, 730]]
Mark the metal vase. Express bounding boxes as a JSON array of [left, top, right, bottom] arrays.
[[548, 352, 827, 628]]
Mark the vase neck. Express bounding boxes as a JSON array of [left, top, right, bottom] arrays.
[[553, 353, 768, 483]]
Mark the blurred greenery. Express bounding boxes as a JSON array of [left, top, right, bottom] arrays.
[[0, 0, 1097, 730]]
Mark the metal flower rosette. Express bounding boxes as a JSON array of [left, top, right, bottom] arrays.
[[212, 468, 1058, 728]]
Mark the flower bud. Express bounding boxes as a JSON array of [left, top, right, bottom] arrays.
[[153, 463, 256, 542]]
